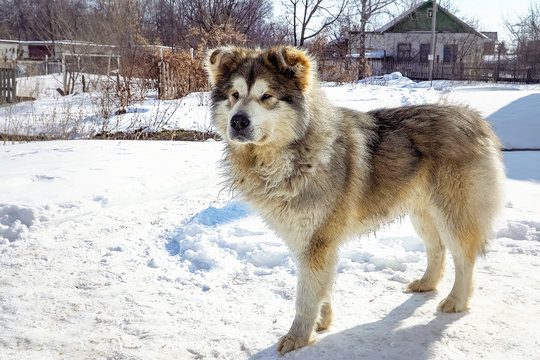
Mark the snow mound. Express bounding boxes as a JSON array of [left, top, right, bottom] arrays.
[[165, 202, 428, 294], [166, 202, 291, 285], [189, 202, 250, 226], [384, 71, 404, 80], [497, 221, 540, 241], [0, 204, 37, 243], [339, 237, 422, 274], [359, 72, 415, 87], [168, 203, 426, 280]]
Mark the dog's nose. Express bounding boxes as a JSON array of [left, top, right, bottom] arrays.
[[230, 113, 250, 131]]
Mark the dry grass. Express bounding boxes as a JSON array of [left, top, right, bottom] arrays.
[[91, 129, 219, 141]]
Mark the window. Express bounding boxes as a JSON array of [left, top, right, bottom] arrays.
[[397, 43, 411, 61], [428, 8, 433, 17], [420, 44, 430, 62], [443, 44, 458, 63], [483, 42, 495, 55]]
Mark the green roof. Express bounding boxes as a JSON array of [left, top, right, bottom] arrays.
[[377, 1, 487, 38]]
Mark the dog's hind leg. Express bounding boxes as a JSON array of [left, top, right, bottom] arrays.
[[408, 210, 446, 292], [432, 160, 502, 312], [433, 209, 480, 313], [438, 245, 475, 313]]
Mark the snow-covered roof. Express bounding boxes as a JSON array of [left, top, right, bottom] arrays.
[[349, 50, 390, 59], [0, 39, 173, 51], [483, 54, 517, 63]]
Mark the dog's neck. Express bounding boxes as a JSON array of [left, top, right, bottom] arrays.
[[228, 142, 304, 183], [225, 121, 335, 201]]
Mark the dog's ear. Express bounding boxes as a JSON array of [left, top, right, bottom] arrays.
[[263, 46, 315, 91], [205, 47, 250, 86]]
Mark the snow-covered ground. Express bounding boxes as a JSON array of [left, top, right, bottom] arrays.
[[2, 74, 212, 138], [1, 76, 540, 359], [3, 72, 540, 149]]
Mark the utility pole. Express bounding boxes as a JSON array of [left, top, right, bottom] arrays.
[[428, 0, 438, 86]]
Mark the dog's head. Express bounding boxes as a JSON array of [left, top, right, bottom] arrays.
[[205, 46, 315, 147]]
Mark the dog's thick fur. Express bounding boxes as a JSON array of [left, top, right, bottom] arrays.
[[205, 46, 505, 354]]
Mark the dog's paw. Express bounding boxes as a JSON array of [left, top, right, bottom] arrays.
[[316, 302, 333, 331], [408, 279, 437, 292], [316, 318, 331, 332], [276, 333, 310, 355], [438, 295, 469, 313]]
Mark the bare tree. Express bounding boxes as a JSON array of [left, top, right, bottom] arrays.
[[506, 4, 540, 83], [143, 0, 184, 47], [0, 0, 89, 42], [349, 0, 397, 78], [284, 0, 348, 47], [506, 4, 540, 69], [397, 0, 458, 14], [181, 0, 273, 45], [0, 0, 277, 48]]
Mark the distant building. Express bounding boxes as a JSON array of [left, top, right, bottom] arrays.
[[0, 39, 19, 63], [349, 1, 497, 79], [0, 39, 171, 76], [0, 40, 121, 62]]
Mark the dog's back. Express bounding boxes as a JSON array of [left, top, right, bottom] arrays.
[[341, 104, 505, 313], [363, 105, 504, 256]]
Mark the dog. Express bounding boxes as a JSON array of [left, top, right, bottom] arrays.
[[204, 46, 505, 354]]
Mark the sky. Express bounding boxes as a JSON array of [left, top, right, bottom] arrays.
[[443, 0, 536, 42]]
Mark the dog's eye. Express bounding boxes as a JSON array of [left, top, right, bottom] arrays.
[[232, 92, 239, 99], [261, 93, 272, 101]]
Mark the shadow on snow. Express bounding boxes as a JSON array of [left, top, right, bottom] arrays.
[[251, 293, 466, 360], [487, 93, 540, 151]]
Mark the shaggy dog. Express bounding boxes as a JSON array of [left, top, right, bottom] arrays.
[[205, 46, 505, 354]]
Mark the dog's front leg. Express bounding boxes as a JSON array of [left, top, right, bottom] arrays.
[[277, 246, 337, 355]]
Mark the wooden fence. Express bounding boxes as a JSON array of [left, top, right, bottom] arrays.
[[369, 59, 540, 83], [0, 67, 16, 103], [158, 57, 206, 100], [158, 61, 180, 100]]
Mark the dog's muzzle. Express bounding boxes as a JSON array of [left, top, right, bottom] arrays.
[[229, 112, 252, 141]]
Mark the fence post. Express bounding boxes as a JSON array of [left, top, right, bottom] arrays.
[[0, 67, 17, 103], [62, 55, 67, 94], [1, 68, 5, 102], [11, 66, 16, 102], [158, 60, 162, 99]]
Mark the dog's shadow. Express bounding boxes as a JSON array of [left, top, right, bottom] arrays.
[[250, 293, 466, 359]]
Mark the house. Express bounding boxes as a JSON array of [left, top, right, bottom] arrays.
[[349, 1, 497, 79], [0, 39, 172, 77], [0, 39, 20, 64]]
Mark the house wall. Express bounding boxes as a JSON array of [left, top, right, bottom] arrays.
[[0, 41, 19, 63], [15, 42, 120, 60], [360, 32, 485, 63]]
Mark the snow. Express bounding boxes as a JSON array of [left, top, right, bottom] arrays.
[[5, 73, 540, 149], [4, 74, 212, 138], [1, 73, 540, 359]]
